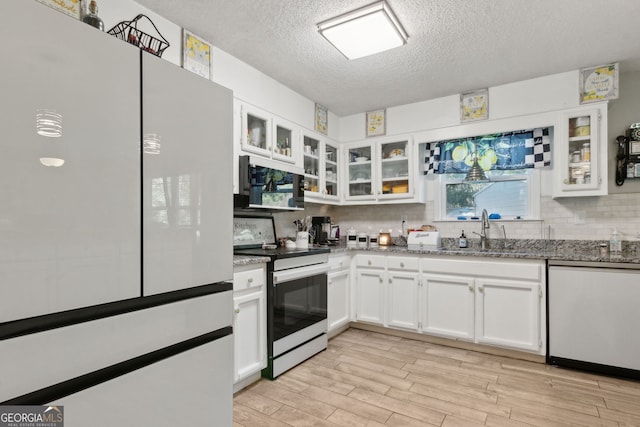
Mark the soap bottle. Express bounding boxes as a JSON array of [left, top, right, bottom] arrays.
[[610, 229, 621, 256], [459, 230, 468, 248]]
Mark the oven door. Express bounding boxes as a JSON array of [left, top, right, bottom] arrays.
[[271, 264, 328, 354]]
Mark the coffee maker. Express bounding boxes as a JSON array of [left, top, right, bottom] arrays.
[[311, 216, 331, 245]]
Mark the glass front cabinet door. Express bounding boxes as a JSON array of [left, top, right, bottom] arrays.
[[378, 139, 412, 199], [346, 143, 374, 200], [272, 117, 298, 164], [323, 141, 340, 201], [240, 104, 271, 157], [554, 104, 608, 197], [303, 135, 340, 203], [303, 135, 321, 195]]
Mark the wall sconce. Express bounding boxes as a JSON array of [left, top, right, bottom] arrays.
[[36, 109, 63, 138], [317, 0, 408, 60]]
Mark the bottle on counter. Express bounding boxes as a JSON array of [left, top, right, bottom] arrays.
[[82, 0, 104, 31], [459, 230, 468, 248], [610, 229, 621, 256]]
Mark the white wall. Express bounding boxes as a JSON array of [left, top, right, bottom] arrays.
[[89, 0, 640, 243]]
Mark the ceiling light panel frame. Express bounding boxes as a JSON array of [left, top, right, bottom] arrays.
[[317, 0, 408, 60]]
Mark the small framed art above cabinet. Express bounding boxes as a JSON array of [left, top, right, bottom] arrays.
[[237, 101, 301, 168], [553, 102, 608, 198]]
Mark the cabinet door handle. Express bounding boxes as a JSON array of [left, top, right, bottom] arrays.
[[235, 308, 240, 314], [378, 276, 383, 283], [468, 284, 474, 292], [248, 277, 253, 284], [478, 286, 484, 293], [389, 278, 392, 284], [368, 260, 372, 266], [400, 262, 405, 268]]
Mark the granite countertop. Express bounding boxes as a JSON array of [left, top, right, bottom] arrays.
[[329, 238, 640, 265], [234, 239, 640, 266], [233, 255, 270, 266]]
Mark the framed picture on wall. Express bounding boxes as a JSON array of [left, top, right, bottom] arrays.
[[315, 104, 328, 135], [460, 89, 489, 122], [366, 109, 386, 137], [579, 63, 618, 104], [182, 29, 212, 79], [37, 0, 81, 19]]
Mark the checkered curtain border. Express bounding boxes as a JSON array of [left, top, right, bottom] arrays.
[[423, 127, 551, 175]]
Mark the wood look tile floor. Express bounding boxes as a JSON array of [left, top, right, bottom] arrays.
[[233, 329, 640, 426]]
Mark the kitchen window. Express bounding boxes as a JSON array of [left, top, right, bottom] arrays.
[[438, 169, 540, 220], [425, 127, 550, 221]]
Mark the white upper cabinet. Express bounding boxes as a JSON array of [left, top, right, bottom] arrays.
[[344, 136, 422, 204], [303, 133, 341, 204], [553, 103, 608, 197], [238, 102, 300, 167]]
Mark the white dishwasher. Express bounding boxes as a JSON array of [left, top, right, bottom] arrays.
[[548, 260, 640, 379]]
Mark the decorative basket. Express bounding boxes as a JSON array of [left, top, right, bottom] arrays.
[[107, 14, 169, 57]]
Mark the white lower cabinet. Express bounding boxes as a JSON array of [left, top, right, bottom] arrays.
[[421, 274, 475, 340], [420, 257, 545, 354], [475, 278, 541, 352], [355, 269, 385, 325], [328, 254, 351, 332], [232, 265, 266, 387], [387, 270, 420, 331], [328, 269, 350, 332]]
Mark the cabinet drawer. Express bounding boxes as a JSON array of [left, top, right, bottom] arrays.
[[328, 254, 351, 271], [233, 266, 266, 291], [387, 256, 419, 271], [421, 257, 542, 281], [356, 254, 386, 269]]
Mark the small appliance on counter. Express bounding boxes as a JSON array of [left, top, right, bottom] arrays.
[[311, 216, 331, 245], [407, 230, 442, 250]]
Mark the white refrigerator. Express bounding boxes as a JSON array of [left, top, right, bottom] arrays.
[[0, 2, 234, 425]]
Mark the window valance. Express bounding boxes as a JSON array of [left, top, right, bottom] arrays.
[[424, 127, 551, 175]]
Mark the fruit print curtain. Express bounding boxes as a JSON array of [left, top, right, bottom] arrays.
[[423, 127, 551, 174]]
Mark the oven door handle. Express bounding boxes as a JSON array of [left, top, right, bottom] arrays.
[[273, 263, 329, 285]]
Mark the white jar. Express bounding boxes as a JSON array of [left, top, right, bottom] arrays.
[[357, 232, 368, 248]]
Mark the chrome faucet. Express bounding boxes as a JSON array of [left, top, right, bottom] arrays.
[[473, 209, 490, 249]]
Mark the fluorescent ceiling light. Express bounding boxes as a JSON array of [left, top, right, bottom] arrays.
[[317, 1, 408, 60]]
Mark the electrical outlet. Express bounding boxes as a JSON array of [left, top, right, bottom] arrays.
[[401, 215, 408, 222]]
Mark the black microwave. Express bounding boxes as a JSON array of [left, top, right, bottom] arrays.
[[234, 156, 305, 211]]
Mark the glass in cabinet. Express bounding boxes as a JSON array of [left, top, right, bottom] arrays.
[[272, 117, 297, 164], [324, 142, 339, 198], [303, 135, 320, 194], [241, 104, 271, 156], [379, 140, 410, 197], [556, 107, 605, 196], [347, 144, 373, 198]]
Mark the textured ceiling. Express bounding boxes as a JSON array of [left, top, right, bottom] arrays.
[[134, 0, 640, 116]]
